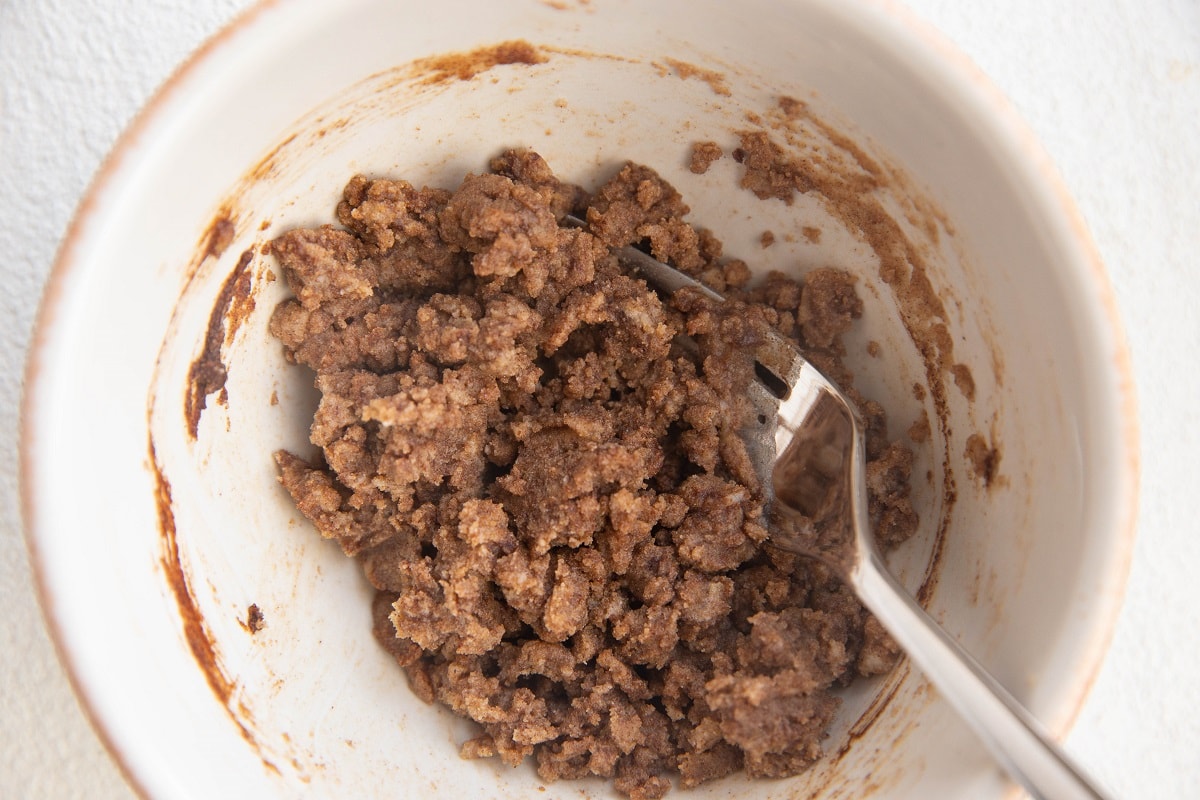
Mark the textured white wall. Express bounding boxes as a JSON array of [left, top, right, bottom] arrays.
[[1, 1, 1196, 797]]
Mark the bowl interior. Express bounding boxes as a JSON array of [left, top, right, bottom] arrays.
[[25, 0, 1134, 798]]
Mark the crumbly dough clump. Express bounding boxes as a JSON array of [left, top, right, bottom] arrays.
[[271, 150, 917, 799]]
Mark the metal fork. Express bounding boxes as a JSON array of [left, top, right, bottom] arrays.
[[569, 214, 1111, 800]]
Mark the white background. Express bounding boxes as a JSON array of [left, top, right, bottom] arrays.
[[1, 1, 1196, 797]]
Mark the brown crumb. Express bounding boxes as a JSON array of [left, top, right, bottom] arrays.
[[760, 230, 775, 248], [689, 141, 723, 174], [866, 340, 881, 357], [801, 226, 821, 244], [965, 433, 1001, 487], [731, 131, 811, 204], [270, 149, 916, 798], [241, 603, 265, 634]]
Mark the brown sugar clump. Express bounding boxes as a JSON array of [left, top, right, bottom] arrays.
[[689, 141, 724, 174], [270, 149, 917, 799]]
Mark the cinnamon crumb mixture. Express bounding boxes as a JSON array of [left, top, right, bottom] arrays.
[[270, 149, 917, 798], [688, 141, 723, 175]]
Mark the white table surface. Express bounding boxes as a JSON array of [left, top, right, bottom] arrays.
[[1, 1, 1196, 797]]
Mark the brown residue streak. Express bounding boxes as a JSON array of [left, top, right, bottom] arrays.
[[783, 97, 884, 180], [845, 670, 905, 740], [150, 438, 280, 773], [202, 212, 235, 260], [829, 663, 909, 768], [661, 57, 731, 96], [907, 411, 931, 444], [248, 132, 298, 182], [539, 45, 639, 64], [989, 337, 1007, 390], [952, 363, 975, 401], [414, 40, 546, 85], [916, 486, 953, 606], [184, 248, 256, 439], [225, 249, 258, 345], [151, 441, 233, 705], [313, 117, 352, 141], [965, 433, 1002, 488], [183, 359, 222, 439]]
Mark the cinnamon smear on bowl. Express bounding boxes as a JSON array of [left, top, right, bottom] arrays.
[[184, 247, 256, 439], [414, 40, 547, 85]]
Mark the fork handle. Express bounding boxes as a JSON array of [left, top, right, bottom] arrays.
[[850, 554, 1110, 800]]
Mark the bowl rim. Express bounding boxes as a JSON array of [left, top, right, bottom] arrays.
[[19, 0, 1139, 796]]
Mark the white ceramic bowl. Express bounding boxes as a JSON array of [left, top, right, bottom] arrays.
[[22, 1, 1137, 798]]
